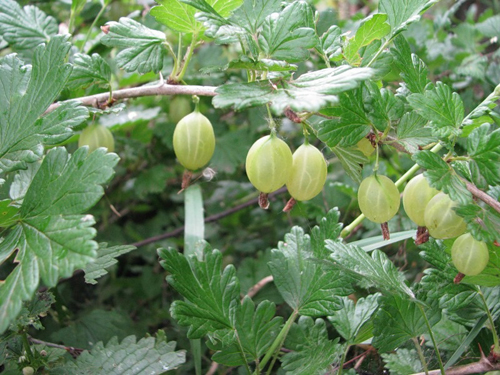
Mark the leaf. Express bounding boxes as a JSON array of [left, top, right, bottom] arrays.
[[227, 57, 297, 72], [52, 335, 185, 374], [213, 66, 373, 114], [379, 0, 439, 37], [363, 81, 404, 131], [344, 14, 391, 66], [467, 124, 500, 186], [349, 230, 416, 252], [67, 53, 112, 90], [412, 151, 472, 204], [476, 14, 500, 38], [455, 202, 500, 244], [158, 248, 240, 343], [318, 25, 342, 61], [101, 18, 167, 74], [13, 291, 55, 330], [331, 146, 368, 185], [268, 227, 354, 316], [0, 147, 119, 334], [209, 297, 283, 366], [310, 208, 343, 260], [258, 1, 317, 62], [0, 0, 58, 53], [184, 185, 205, 260], [391, 36, 430, 94], [407, 82, 464, 138], [328, 294, 380, 343], [150, 0, 199, 33], [182, 0, 242, 18], [83, 243, 136, 285], [317, 89, 371, 148], [0, 200, 20, 227], [372, 294, 441, 352], [282, 316, 343, 375], [0, 36, 89, 174], [395, 111, 435, 153], [325, 240, 415, 299], [231, 0, 281, 34], [381, 349, 422, 375]]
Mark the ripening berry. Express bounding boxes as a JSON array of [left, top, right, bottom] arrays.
[[79, 124, 115, 152], [424, 192, 466, 239], [358, 174, 400, 224], [451, 233, 489, 276], [403, 174, 439, 226]]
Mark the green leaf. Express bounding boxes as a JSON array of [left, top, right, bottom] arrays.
[[158, 248, 240, 342], [258, 1, 317, 62], [150, 0, 199, 33], [227, 57, 297, 72], [213, 66, 373, 114], [381, 349, 422, 375], [407, 82, 464, 138], [0, 200, 20, 227], [395, 111, 435, 153], [13, 291, 55, 331], [282, 316, 343, 375], [269, 227, 354, 316], [476, 14, 500, 38], [83, 243, 136, 285], [317, 89, 371, 148], [52, 335, 185, 374], [231, 0, 281, 34], [412, 151, 472, 204], [331, 146, 368, 185], [67, 53, 112, 90], [209, 297, 283, 366], [182, 0, 242, 18], [325, 240, 415, 299], [310, 208, 343, 260], [391, 36, 429, 94], [0, 0, 58, 53], [184, 185, 205, 260], [344, 14, 391, 66], [318, 25, 342, 61], [379, 0, 439, 37], [0, 147, 119, 334], [372, 295, 440, 352], [467, 124, 500, 186], [349, 230, 416, 252], [0, 36, 88, 174], [101, 18, 167, 74], [455, 201, 500, 244], [363, 81, 404, 131], [328, 294, 380, 343]]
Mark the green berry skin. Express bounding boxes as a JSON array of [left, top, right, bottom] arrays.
[[246, 134, 293, 193], [451, 233, 489, 276], [286, 144, 327, 201], [424, 192, 467, 239], [169, 96, 191, 124], [173, 111, 215, 171], [403, 174, 439, 226], [78, 124, 115, 153], [358, 174, 401, 224], [356, 138, 375, 157]]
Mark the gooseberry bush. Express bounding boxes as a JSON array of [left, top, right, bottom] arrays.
[[1, 0, 500, 374]]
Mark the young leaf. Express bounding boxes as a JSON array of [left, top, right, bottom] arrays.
[[150, 0, 199, 34], [0, 36, 88, 175], [391, 36, 430, 94], [407, 82, 464, 138], [0, 0, 58, 53], [83, 243, 136, 285], [467, 123, 500, 186], [379, 0, 439, 37], [282, 317, 343, 375], [412, 151, 472, 204], [213, 66, 373, 114], [268, 227, 354, 316], [101, 18, 168, 74], [372, 294, 441, 352], [158, 248, 240, 343], [325, 240, 415, 299], [209, 297, 283, 366], [52, 335, 185, 374], [343, 14, 391, 66], [318, 25, 342, 61], [0, 147, 119, 334], [67, 53, 112, 90], [328, 293, 380, 344], [258, 1, 317, 62], [381, 349, 423, 375], [395, 111, 435, 153]]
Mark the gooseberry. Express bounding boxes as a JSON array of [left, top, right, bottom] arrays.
[[78, 124, 115, 152], [173, 110, 215, 171], [358, 174, 400, 224], [424, 192, 466, 239], [403, 174, 439, 226], [451, 233, 489, 276]]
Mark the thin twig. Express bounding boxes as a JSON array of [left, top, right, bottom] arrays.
[[461, 177, 500, 215], [28, 336, 84, 358], [246, 276, 274, 299], [206, 361, 219, 375], [45, 83, 217, 114]]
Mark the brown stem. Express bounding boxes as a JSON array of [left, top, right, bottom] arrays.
[[259, 192, 270, 209], [283, 198, 297, 212], [461, 178, 500, 215], [381, 222, 390, 240], [179, 170, 193, 193], [415, 226, 429, 245], [45, 83, 217, 114], [412, 350, 500, 375], [28, 336, 84, 359], [246, 275, 274, 299]]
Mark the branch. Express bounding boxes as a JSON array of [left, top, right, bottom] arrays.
[[411, 354, 500, 375], [132, 186, 288, 248], [46, 83, 218, 114], [246, 276, 274, 299], [461, 177, 500, 215], [29, 336, 84, 358]]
